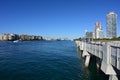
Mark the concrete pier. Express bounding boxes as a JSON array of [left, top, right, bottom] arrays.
[[75, 41, 120, 80]]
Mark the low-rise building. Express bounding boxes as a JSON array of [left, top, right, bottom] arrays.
[[85, 32, 93, 38], [96, 28, 104, 39], [0, 33, 43, 41], [0, 34, 3, 40]]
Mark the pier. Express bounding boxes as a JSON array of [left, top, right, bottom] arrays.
[[75, 41, 120, 80]]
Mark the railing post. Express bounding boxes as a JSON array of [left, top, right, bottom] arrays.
[[101, 43, 118, 80], [117, 48, 120, 70]]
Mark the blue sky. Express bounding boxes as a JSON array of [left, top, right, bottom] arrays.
[[0, 0, 120, 39]]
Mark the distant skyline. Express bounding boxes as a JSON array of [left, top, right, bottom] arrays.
[[0, 0, 120, 39]]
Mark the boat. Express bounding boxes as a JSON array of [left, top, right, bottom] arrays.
[[13, 40, 20, 43]]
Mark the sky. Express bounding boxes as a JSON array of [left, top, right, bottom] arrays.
[[0, 0, 120, 39]]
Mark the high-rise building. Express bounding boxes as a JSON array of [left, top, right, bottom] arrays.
[[96, 28, 104, 39], [106, 12, 117, 38], [94, 22, 104, 39]]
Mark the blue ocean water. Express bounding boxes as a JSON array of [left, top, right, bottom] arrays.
[[0, 41, 108, 80]]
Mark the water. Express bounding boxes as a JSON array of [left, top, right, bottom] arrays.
[[0, 41, 108, 80]]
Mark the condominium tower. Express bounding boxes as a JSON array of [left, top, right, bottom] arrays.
[[106, 12, 117, 38], [94, 22, 104, 39]]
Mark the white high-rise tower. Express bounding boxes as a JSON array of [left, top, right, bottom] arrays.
[[106, 12, 117, 38]]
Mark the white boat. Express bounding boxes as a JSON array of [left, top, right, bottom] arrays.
[[13, 40, 19, 43]]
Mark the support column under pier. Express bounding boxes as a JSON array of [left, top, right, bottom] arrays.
[[85, 55, 90, 67], [96, 58, 101, 69], [82, 50, 90, 67]]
